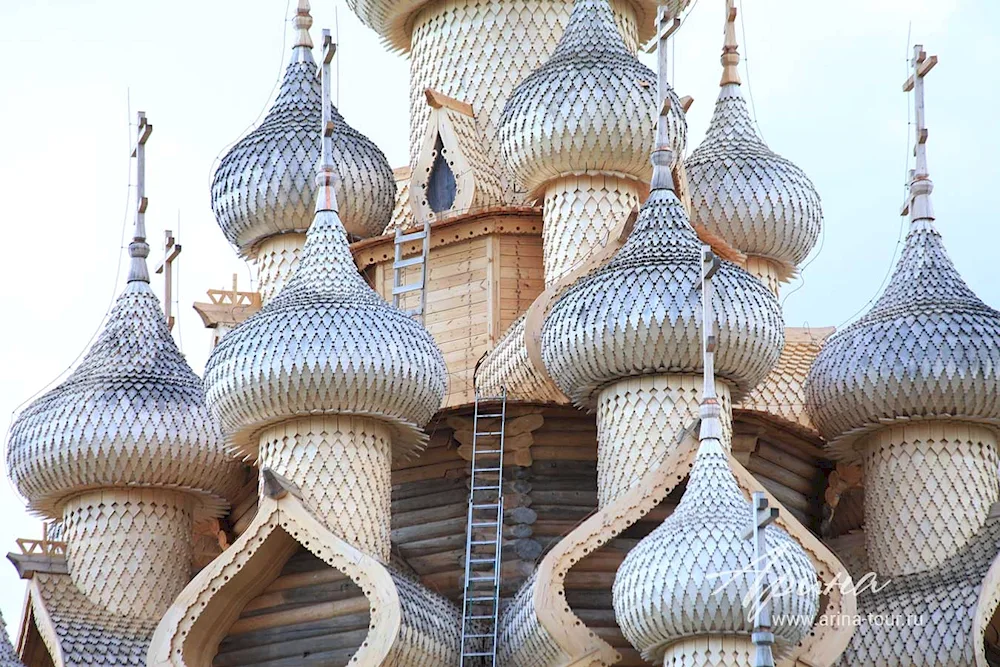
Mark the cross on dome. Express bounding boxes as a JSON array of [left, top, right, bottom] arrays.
[[901, 45, 939, 226], [127, 112, 152, 284], [316, 28, 338, 212], [652, 7, 680, 190]]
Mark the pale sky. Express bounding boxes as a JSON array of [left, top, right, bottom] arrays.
[[0, 0, 995, 632]]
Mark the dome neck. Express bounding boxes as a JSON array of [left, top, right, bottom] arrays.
[[720, 0, 741, 86], [290, 0, 316, 64]]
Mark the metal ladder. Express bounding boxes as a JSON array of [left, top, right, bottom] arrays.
[[460, 389, 507, 667], [392, 221, 431, 322]]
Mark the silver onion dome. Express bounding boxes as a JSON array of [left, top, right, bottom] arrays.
[[541, 167, 783, 407], [211, 3, 395, 251], [499, 0, 684, 195], [6, 272, 242, 519], [805, 217, 1000, 449], [686, 84, 822, 270], [685, 3, 821, 272], [613, 416, 819, 661], [204, 173, 447, 457]]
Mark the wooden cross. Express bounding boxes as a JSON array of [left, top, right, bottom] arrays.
[[900, 45, 938, 217], [700, 246, 722, 398], [904, 45, 938, 179], [127, 112, 153, 284], [744, 491, 780, 667], [155, 229, 182, 330], [321, 29, 337, 162]]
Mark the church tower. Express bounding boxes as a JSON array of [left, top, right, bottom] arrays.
[[807, 46, 1000, 664], [6, 113, 244, 623], [347, 0, 692, 201]]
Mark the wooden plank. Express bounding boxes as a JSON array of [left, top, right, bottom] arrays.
[[486, 234, 501, 346], [227, 596, 369, 635], [391, 459, 468, 485], [747, 454, 818, 495]]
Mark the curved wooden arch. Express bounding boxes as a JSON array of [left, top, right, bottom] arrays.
[[973, 543, 1000, 667], [147, 488, 401, 667], [499, 421, 856, 667]]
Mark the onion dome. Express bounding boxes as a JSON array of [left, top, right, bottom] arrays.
[[805, 59, 1000, 453], [211, 0, 395, 251], [613, 400, 819, 661], [347, 0, 692, 53], [205, 152, 447, 457], [805, 192, 1000, 450], [685, 1, 821, 273], [541, 151, 783, 407], [7, 189, 242, 520], [499, 0, 685, 195], [0, 612, 25, 667]]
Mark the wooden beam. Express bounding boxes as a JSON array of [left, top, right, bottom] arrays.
[[902, 54, 938, 92], [423, 88, 474, 117]]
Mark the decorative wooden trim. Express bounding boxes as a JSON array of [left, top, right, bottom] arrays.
[[423, 88, 474, 117], [974, 538, 1000, 667], [15, 538, 66, 558], [486, 234, 502, 346], [25, 578, 65, 667], [352, 208, 541, 270], [499, 419, 856, 667], [148, 488, 402, 667]]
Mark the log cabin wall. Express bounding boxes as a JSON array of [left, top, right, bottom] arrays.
[[225, 409, 832, 666], [212, 549, 371, 667], [352, 210, 544, 408]]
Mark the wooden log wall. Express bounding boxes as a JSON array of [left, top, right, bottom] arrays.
[[222, 408, 831, 667], [213, 549, 370, 667], [352, 213, 544, 409], [733, 414, 831, 533]]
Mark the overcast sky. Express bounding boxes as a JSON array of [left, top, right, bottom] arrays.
[[0, 0, 995, 633]]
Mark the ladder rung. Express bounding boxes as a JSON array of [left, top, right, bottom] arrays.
[[476, 413, 504, 418], [466, 596, 496, 601], [475, 467, 501, 472], [471, 521, 497, 527], [393, 282, 423, 295], [472, 504, 498, 509], [469, 540, 497, 545], [396, 230, 426, 243], [469, 558, 497, 563], [475, 449, 502, 455], [475, 431, 504, 436], [393, 255, 424, 269], [463, 652, 495, 657], [464, 633, 496, 639], [473, 485, 500, 491], [467, 614, 496, 620], [469, 575, 496, 582]]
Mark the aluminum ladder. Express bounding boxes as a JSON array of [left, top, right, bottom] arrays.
[[460, 389, 507, 667], [392, 221, 431, 322]]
